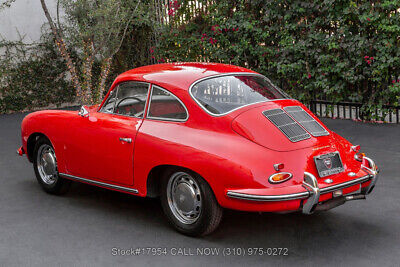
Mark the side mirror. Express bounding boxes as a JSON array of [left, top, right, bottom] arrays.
[[78, 105, 90, 117]]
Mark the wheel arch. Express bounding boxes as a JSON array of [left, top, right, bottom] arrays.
[[26, 132, 51, 162], [146, 164, 215, 198]]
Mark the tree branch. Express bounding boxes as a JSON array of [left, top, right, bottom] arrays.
[[56, 0, 62, 32], [40, 0, 83, 102], [112, 0, 141, 57]]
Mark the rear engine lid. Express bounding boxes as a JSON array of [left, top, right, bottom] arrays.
[[231, 100, 335, 152]]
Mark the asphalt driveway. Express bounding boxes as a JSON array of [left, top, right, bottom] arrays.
[[0, 111, 399, 266]]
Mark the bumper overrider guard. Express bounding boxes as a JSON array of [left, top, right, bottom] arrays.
[[226, 157, 379, 214]]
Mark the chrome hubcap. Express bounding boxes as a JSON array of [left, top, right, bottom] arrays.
[[37, 144, 58, 185], [167, 172, 202, 224]]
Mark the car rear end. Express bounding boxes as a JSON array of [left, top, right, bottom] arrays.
[[226, 100, 379, 213], [189, 72, 379, 214]]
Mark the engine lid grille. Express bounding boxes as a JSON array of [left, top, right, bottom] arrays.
[[263, 109, 311, 142], [283, 106, 329, 137]]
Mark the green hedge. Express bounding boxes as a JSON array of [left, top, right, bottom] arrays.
[[154, 0, 400, 120], [0, 37, 74, 113]]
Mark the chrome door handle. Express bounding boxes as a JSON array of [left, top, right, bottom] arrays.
[[119, 137, 132, 143]]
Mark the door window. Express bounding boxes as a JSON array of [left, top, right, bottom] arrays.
[[114, 82, 150, 118], [100, 90, 117, 113]]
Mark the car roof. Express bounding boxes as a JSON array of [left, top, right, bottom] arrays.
[[112, 62, 258, 91]]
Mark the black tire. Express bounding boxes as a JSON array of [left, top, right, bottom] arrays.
[[33, 136, 71, 195], [160, 168, 223, 236]]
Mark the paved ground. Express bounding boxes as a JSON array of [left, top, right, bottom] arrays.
[[0, 111, 399, 267]]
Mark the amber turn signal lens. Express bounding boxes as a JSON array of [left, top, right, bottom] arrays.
[[268, 172, 293, 184]]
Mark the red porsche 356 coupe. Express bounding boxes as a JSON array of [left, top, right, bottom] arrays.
[[18, 63, 379, 236]]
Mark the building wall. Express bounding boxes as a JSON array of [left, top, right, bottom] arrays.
[[0, 0, 59, 43]]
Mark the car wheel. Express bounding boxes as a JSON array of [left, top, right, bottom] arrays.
[[33, 137, 70, 195], [160, 169, 223, 236]]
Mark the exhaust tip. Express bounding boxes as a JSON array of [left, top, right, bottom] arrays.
[[345, 194, 366, 201]]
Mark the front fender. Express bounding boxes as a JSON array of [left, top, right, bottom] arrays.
[[21, 110, 77, 172]]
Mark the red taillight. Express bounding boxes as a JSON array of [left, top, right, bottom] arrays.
[[355, 152, 365, 162], [273, 163, 284, 171]]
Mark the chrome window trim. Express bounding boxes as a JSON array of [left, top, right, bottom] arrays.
[[99, 87, 118, 114], [146, 84, 189, 122], [99, 81, 151, 119], [60, 173, 139, 194], [188, 72, 292, 117]]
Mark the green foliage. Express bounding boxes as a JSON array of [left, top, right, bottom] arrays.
[[59, 0, 150, 104], [155, 0, 400, 120], [105, 2, 156, 78], [60, 0, 141, 59], [0, 0, 155, 113], [0, 35, 74, 113], [1, 0, 399, 120]]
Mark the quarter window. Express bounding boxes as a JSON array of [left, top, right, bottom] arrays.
[[148, 86, 188, 121]]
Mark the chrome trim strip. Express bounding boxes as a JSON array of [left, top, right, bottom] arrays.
[[226, 174, 371, 202], [188, 72, 291, 117], [59, 173, 139, 194], [226, 191, 309, 202], [146, 84, 189, 122], [319, 174, 371, 194]]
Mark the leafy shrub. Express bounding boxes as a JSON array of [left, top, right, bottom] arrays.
[[154, 0, 400, 120], [0, 36, 74, 113]]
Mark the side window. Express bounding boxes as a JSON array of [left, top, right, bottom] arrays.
[[100, 90, 117, 113], [114, 82, 150, 118], [148, 85, 188, 121]]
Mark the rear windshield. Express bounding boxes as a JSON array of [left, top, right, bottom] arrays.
[[190, 74, 289, 115]]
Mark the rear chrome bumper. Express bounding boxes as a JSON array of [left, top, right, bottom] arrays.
[[226, 157, 379, 214]]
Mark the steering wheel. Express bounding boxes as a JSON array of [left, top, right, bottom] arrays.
[[115, 96, 144, 116]]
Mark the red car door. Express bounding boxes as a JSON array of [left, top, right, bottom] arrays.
[[64, 81, 150, 186]]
